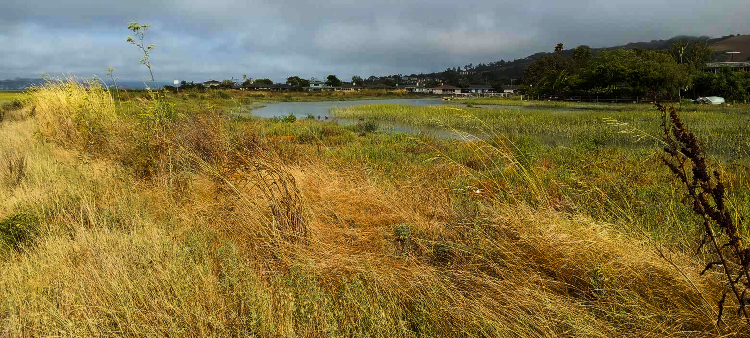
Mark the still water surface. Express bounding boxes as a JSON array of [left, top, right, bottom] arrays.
[[249, 98, 477, 140]]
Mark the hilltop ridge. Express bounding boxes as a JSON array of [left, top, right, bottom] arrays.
[[382, 34, 746, 86]]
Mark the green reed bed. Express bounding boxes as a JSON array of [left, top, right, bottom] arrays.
[[464, 97, 655, 110], [333, 104, 750, 161]]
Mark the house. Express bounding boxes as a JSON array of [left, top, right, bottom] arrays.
[[242, 82, 275, 90], [401, 85, 418, 93], [430, 84, 460, 95], [402, 84, 433, 93], [706, 62, 750, 73], [335, 83, 363, 92], [503, 85, 519, 95], [307, 80, 331, 91], [273, 84, 292, 92], [364, 84, 395, 90], [203, 80, 221, 87], [465, 84, 495, 94]]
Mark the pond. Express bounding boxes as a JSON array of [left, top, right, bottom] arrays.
[[244, 98, 584, 141], [246, 98, 479, 140], [249, 98, 454, 119]]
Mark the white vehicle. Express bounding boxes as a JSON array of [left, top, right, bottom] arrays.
[[695, 96, 726, 105]]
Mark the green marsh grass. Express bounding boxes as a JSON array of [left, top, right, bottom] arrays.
[[464, 97, 654, 109], [333, 104, 750, 161], [0, 91, 25, 106]]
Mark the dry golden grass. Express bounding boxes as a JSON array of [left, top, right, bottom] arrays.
[[0, 79, 745, 336]]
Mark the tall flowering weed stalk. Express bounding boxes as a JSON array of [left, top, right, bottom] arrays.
[[658, 103, 750, 327]]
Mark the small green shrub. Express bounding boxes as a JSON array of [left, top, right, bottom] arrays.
[[392, 223, 412, 255], [283, 113, 297, 123], [218, 91, 232, 100], [431, 243, 454, 266], [362, 121, 378, 133], [271, 113, 297, 123], [0, 212, 39, 251], [0, 98, 27, 122]]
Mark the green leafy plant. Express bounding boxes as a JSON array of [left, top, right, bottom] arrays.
[[270, 113, 297, 123], [126, 22, 155, 82], [393, 224, 411, 254], [0, 212, 39, 251]]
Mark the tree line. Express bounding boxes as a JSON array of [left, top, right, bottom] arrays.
[[521, 41, 750, 101]]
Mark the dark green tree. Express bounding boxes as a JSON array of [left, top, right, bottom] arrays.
[[254, 78, 274, 85], [669, 40, 713, 70], [572, 45, 592, 67], [706, 68, 750, 101], [581, 49, 691, 99], [554, 43, 564, 54], [442, 68, 461, 87], [325, 75, 342, 87], [351, 76, 363, 85], [522, 45, 576, 95], [491, 82, 505, 93], [286, 76, 310, 91]]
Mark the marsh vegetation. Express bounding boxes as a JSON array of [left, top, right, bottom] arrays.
[[0, 80, 749, 335]]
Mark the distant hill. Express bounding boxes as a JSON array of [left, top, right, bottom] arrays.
[[709, 35, 750, 61], [0, 78, 172, 90], [395, 34, 746, 86], [0, 78, 46, 90]]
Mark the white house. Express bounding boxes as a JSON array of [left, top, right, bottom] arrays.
[[203, 80, 221, 87], [430, 84, 460, 95], [503, 85, 519, 95], [465, 85, 495, 94], [307, 80, 331, 91], [334, 83, 363, 92]]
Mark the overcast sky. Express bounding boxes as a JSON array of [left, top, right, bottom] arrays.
[[1, 0, 748, 83]]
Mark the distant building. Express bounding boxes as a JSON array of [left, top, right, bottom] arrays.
[[401, 84, 432, 93], [307, 80, 331, 91], [430, 84, 460, 95], [334, 83, 363, 92], [465, 84, 495, 94], [203, 80, 221, 87], [241, 83, 292, 91], [503, 85, 519, 95], [705, 62, 750, 73], [242, 82, 275, 90], [364, 84, 394, 90], [273, 84, 292, 91]]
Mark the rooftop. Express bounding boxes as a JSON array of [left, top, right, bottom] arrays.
[[706, 61, 750, 68], [431, 84, 459, 90]]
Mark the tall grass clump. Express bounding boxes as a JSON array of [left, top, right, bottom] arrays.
[[29, 77, 120, 153]]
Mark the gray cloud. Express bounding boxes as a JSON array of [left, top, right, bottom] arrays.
[[1, 0, 748, 82]]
